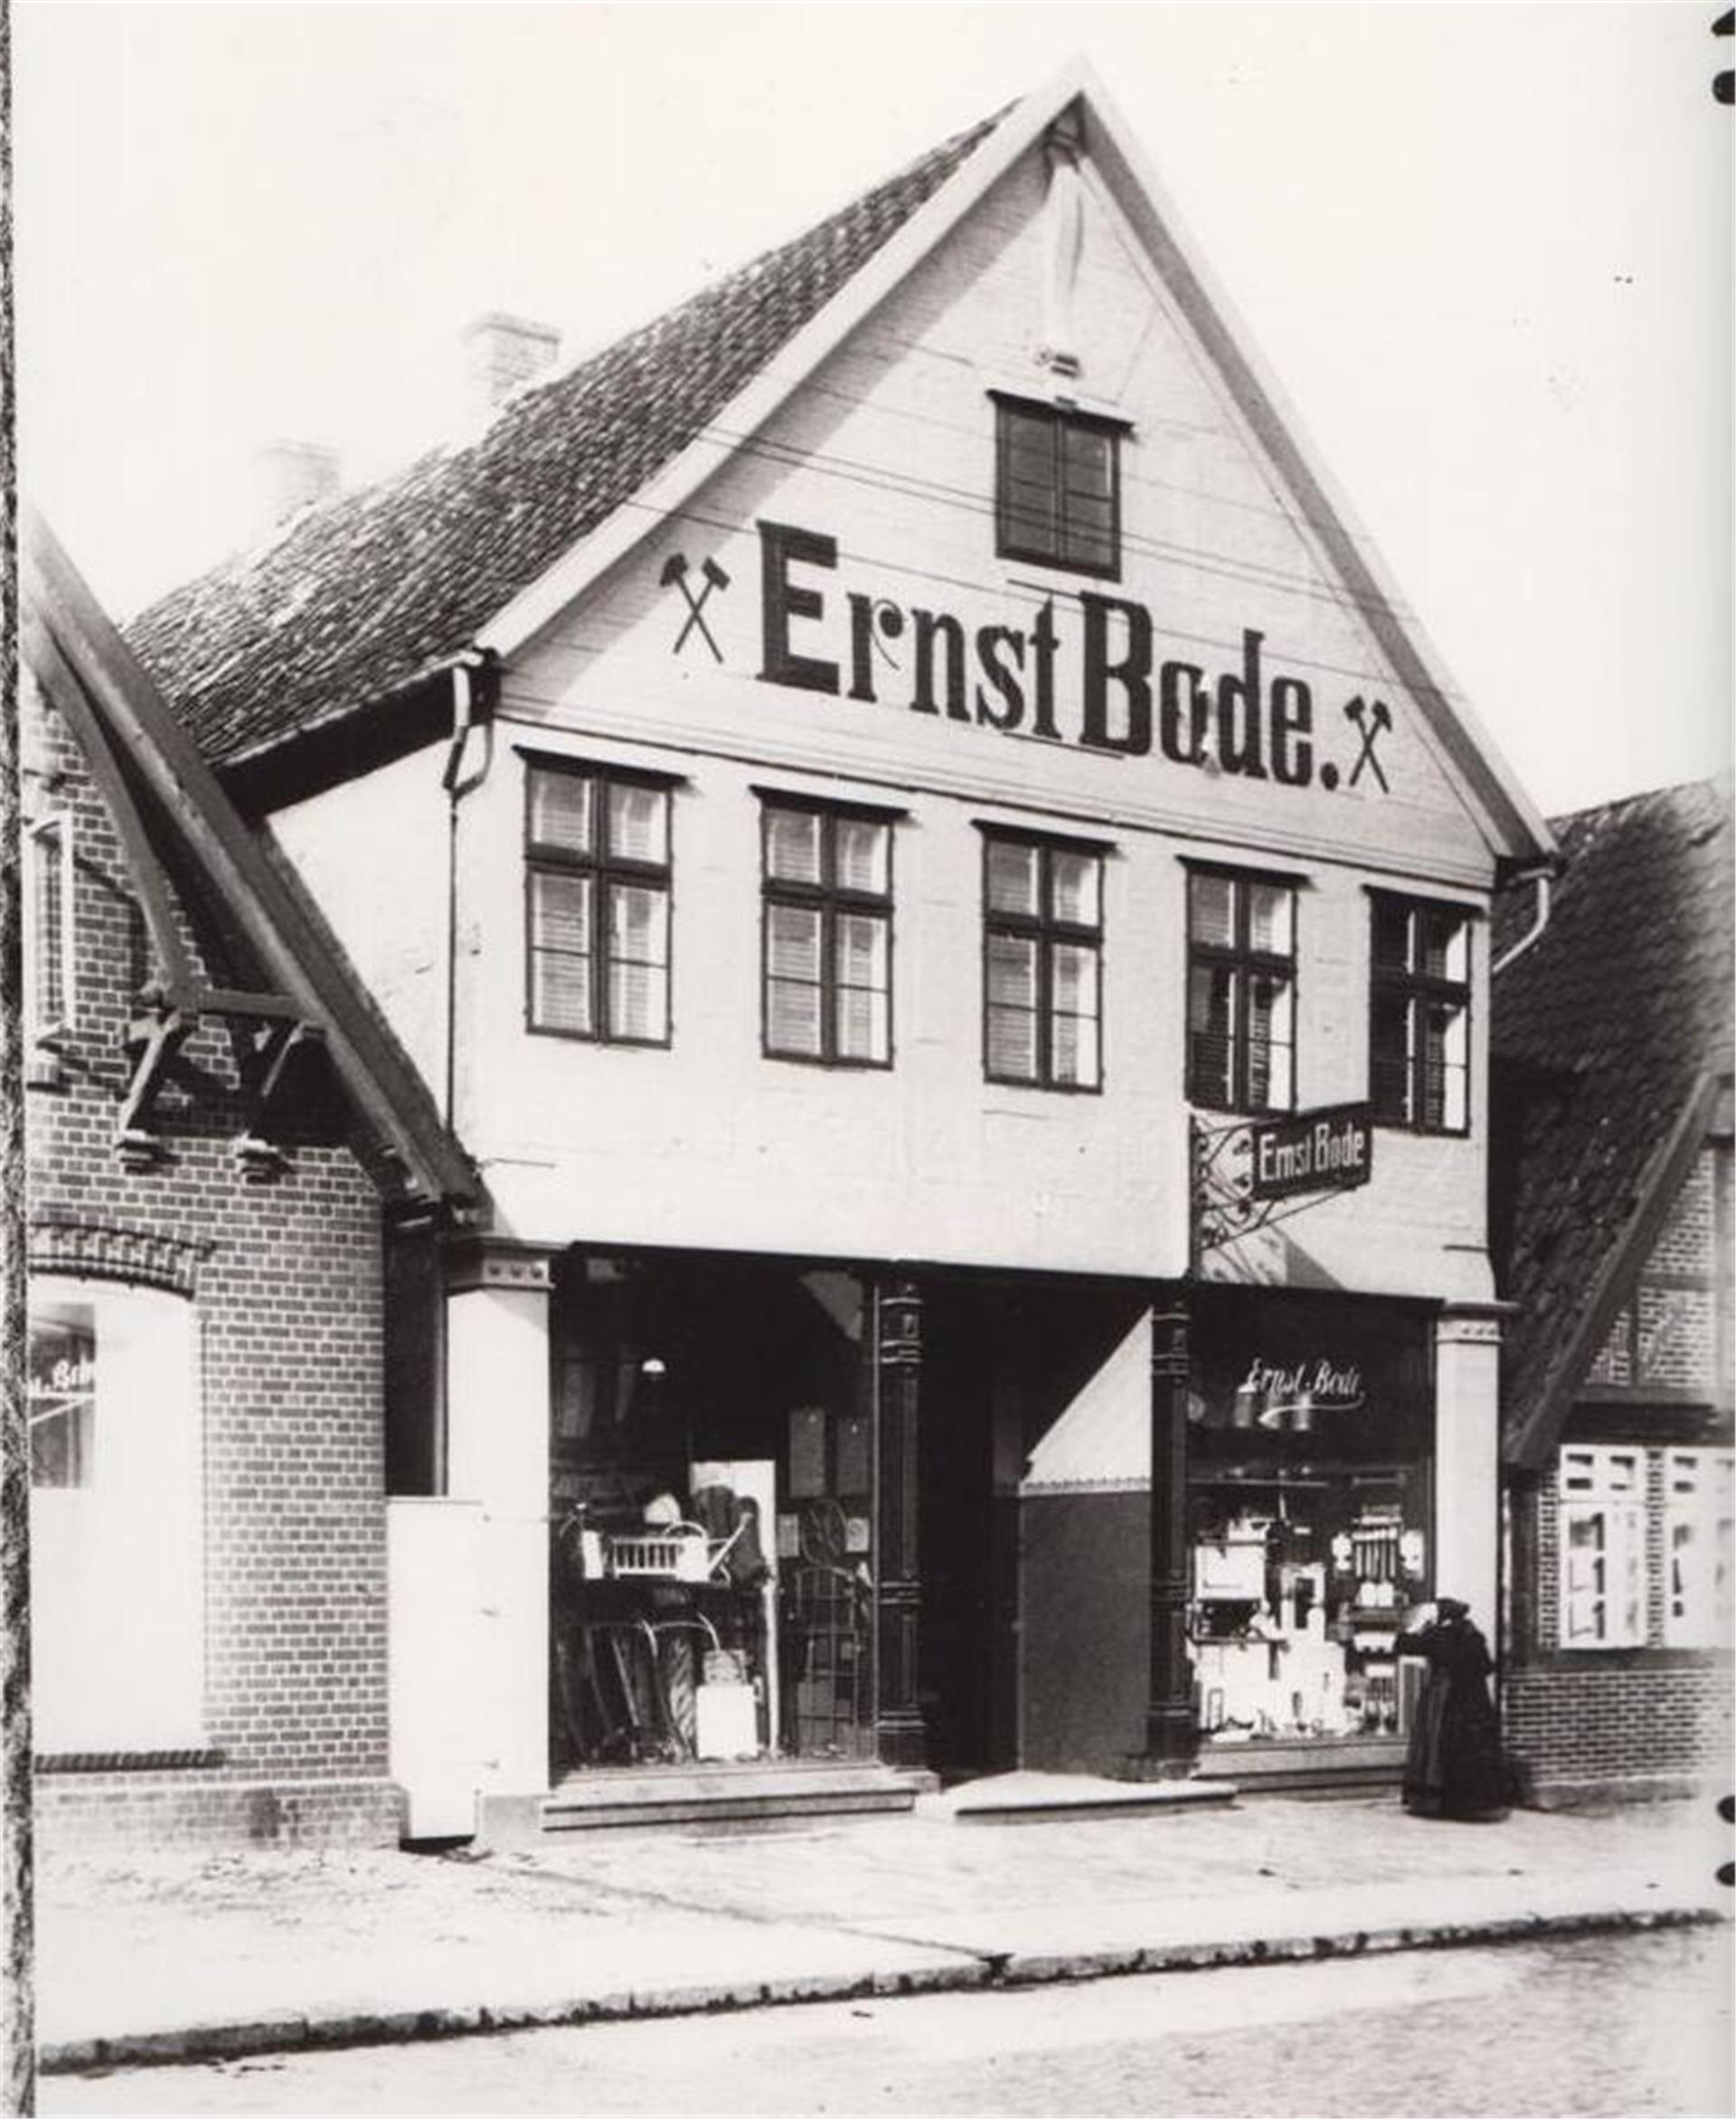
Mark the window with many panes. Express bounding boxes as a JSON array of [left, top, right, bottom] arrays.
[[524, 760, 673, 1045], [993, 395, 1122, 578], [24, 812, 74, 1047], [1558, 1446, 1646, 1648], [983, 833, 1104, 1091], [760, 799, 894, 1066], [1186, 868, 1297, 1114], [1664, 1450, 1733, 1649], [1370, 894, 1471, 1132]]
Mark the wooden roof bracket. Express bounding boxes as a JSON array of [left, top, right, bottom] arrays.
[[26, 601, 325, 1170]]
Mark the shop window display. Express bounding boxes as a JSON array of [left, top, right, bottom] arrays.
[[547, 1253, 876, 1777], [1186, 1292, 1433, 1747]]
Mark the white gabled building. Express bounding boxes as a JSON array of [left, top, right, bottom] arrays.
[[131, 61, 1552, 1833]]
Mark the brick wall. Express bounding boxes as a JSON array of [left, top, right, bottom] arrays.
[[24, 675, 401, 1849], [1505, 1449, 1734, 1805]]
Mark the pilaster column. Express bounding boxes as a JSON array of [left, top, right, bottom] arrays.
[[1434, 1302, 1507, 1650], [1140, 1291, 1197, 1772], [444, 1242, 556, 1800], [873, 1278, 927, 1768]]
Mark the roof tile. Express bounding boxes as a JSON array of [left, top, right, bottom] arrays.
[[127, 108, 1006, 764]]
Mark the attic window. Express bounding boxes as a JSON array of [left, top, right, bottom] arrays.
[[992, 395, 1123, 579]]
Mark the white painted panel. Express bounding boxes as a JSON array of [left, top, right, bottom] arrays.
[[511, 147, 1503, 887], [387, 1498, 484, 1838], [271, 742, 452, 1110]]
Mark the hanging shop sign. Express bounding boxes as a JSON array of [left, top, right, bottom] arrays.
[[660, 524, 1401, 798], [1247, 1103, 1373, 1202]]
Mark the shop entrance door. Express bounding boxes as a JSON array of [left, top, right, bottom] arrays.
[[548, 1253, 876, 1779], [780, 1405, 875, 1759]]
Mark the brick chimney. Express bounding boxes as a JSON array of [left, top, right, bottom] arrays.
[[462, 312, 561, 414], [255, 439, 340, 536]]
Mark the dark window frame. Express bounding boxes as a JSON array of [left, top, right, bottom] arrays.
[[523, 756, 677, 1049], [980, 828, 1108, 1095], [991, 393, 1126, 581], [759, 795, 896, 1071], [1185, 864, 1301, 1117], [1368, 890, 1474, 1136]]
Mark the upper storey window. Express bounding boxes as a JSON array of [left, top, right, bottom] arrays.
[[760, 799, 894, 1068], [525, 761, 673, 1046], [1370, 894, 1471, 1133], [1186, 868, 1297, 1116], [983, 832, 1104, 1093], [993, 395, 1122, 579]]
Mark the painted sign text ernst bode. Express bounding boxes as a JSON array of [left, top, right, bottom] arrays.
[[754, 521, 1385, 794], [1248, 1103, 1373, 1202]]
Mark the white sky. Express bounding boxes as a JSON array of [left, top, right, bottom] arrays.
[[15, 1, 1732, 817]]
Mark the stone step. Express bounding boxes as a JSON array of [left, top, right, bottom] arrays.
[[920, 1772, 1239, 1824], [525, 1762, 933, 1837], [1193, 1735, 1406, 1798]]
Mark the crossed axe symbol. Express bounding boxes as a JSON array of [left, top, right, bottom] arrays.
[[661, 552, 731, 663], [1343, 695, 1392, 793]]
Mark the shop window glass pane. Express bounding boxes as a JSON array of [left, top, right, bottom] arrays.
[[767, 904, 822, 984], [766, 809, 822, 885], [986, 1005, 1039, 1081], [28, 1305, 96, 1490], [768, 979, 823, 1057], [607, 782, 668, 866], [1189, 873, 1236, 951], [986, 841, 1041, 919], [834, 819, 889, 897], [1050, 851, 1100, 929], [529, 769, 594, 856]]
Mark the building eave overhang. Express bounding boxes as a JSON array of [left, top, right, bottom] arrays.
[[1505, 1066, 1729, 1471], [22, 506, 486, 1217]]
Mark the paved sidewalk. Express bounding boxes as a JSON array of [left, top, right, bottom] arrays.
[[36, 1789, 1730, 2074]]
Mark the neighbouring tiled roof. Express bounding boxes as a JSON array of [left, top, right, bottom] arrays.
[[127, 109, 1007, 767], [1492, 776, 1733, 1455]]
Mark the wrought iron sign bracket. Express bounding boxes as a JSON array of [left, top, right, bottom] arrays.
[[1190, 1106, 1375, 1269]]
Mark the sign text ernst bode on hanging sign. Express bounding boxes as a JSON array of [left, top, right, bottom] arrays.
[[1247, 1103, 1373, 1202]]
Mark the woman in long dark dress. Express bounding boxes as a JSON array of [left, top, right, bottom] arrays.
[[1399, 1598, 1510, 1821]]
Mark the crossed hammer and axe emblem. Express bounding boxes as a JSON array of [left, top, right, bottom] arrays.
[[1343, 695, 1392, 793], [660, 552, 731, 663]]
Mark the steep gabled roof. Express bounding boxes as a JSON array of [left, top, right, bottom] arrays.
[[23, 507, 485, 1218], [127, 58, 1550, 866], [126, 109, 1006, 767], [1492, 777, 1733, 1465]]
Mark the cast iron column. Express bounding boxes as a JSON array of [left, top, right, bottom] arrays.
[[873, 1278, 927, 1767], [1142, 1291, 1198, 1771]]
